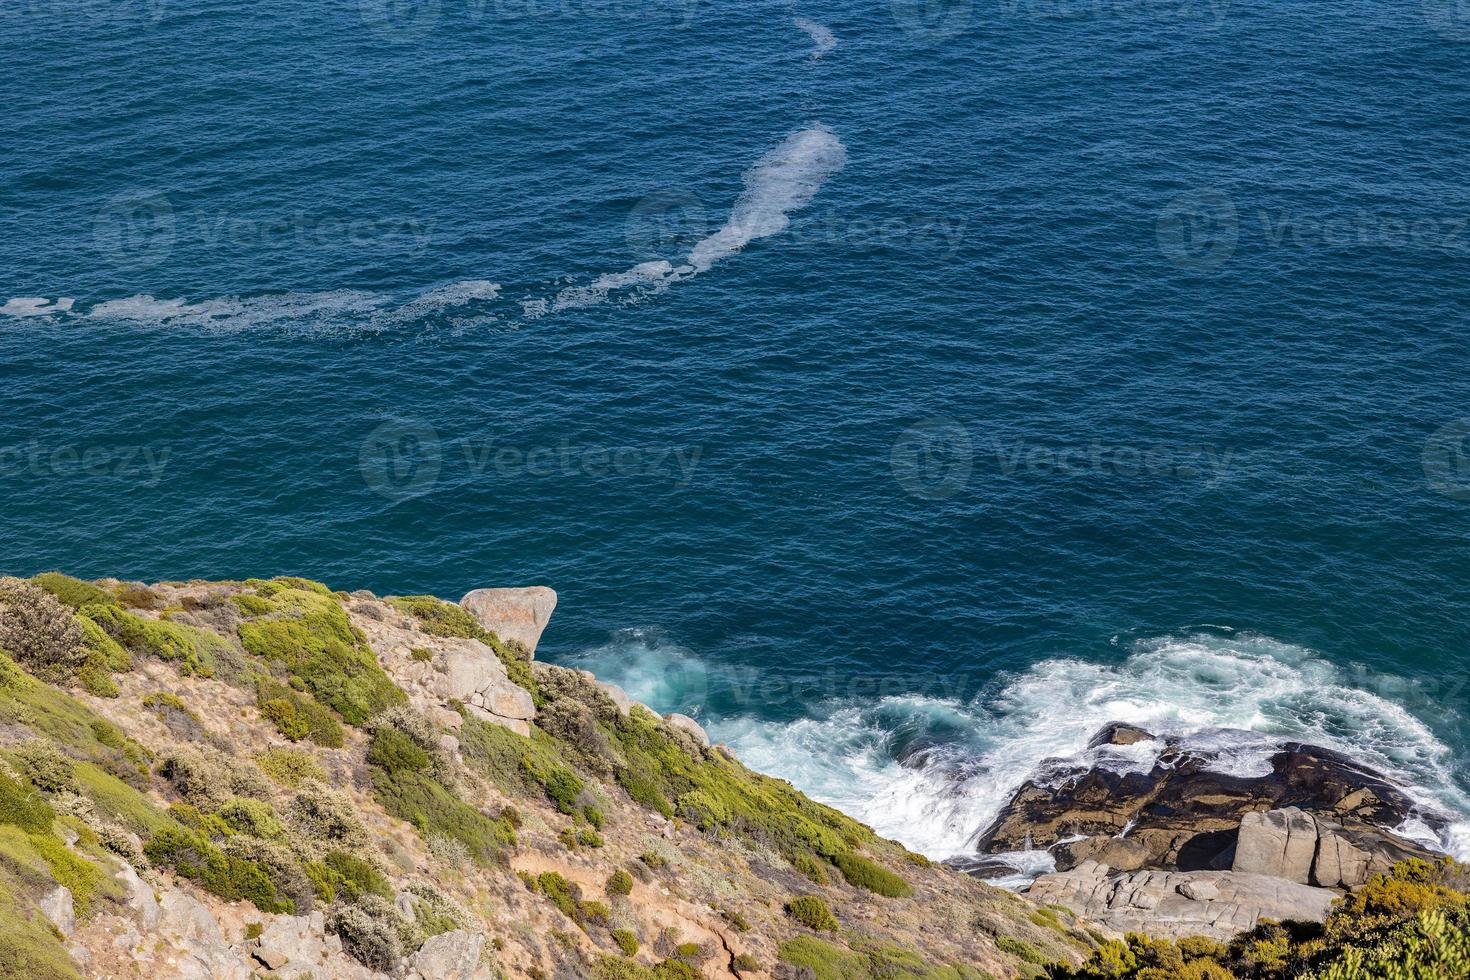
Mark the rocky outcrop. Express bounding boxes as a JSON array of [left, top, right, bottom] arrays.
[[1232, 806, 1427, 889], [353, 603, 538, 736], [664, 711, 710, 747], [459, 586, 557, 656], [972, 725, 1442, 879], [1027, 860, 1339, 940], [406, 929, 484, 980], [40, 884, 75, 937], [425, 636, 536, 735]]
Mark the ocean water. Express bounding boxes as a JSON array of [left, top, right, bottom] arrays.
[[5, 0, 1470, 863]]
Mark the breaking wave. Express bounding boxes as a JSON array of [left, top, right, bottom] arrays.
[[575, 629, 1470, 865]]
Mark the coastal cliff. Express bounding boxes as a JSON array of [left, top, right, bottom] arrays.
[[0, 573, 1464, 980], [0, 574, 1087, 979]]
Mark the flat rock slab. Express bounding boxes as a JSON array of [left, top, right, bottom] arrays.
[[1027, 861, 1340, 941]]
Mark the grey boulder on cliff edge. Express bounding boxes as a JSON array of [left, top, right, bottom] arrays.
[[460, 586, 557, 656]]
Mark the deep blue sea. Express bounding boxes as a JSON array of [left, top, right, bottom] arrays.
[[5, 0, 1470, 863]]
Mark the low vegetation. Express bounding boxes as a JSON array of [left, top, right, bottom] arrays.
[[1051, 858, 1470, 980]]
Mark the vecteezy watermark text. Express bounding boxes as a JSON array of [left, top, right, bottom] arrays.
[[358, 0, 703, 41], [0, 442, 172, 487], [891, 417, 1233, 500], [360, 420, 702, 500], [94, 190, 436, 271], [1157, 189, 1470, 271]]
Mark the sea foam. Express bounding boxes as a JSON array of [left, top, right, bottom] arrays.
[[576, 629, 1470, 867], [686, 124, 847, 272], [528, 124, 847, 315], [793, 17, 837, 58]]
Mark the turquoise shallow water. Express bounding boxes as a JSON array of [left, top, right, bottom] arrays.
[[4, 0, 1470, 859]]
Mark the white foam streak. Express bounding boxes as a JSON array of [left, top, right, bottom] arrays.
[[551, 261, 678, 313], [2, 297, 74, 318], [529, 125, 847, 315], [686, 125, 847, 272], [60, 280, 504, 332], [793, 17, 837, 58]]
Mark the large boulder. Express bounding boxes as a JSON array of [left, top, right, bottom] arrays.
[[664, 712, 710, 748], [1233, 808, 1318, 882], [1232, 807, 1430, 889], [1027, 861, 1339, 941], [424, 637, 536, 735], [39, 884, 74, 937], [970, 726, 1444, 879], [406, 930, 484, 980], [459, 587, 557, 656]]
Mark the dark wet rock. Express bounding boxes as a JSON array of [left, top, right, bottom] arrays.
[[1087, 722, 1156, 749], [967, 726, 1444, 885]]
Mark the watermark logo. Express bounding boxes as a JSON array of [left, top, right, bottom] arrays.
[[0, 442, 171, 487], [891, 421, 1235, 500], [94, 190, 176, 271], [1424, 419, 1470, 500], [625, 189, 708, 260], [889, 0, 972, 42], [1422, 0, 1470, 42], [358, 423, 703, 499], [891, 417, 974, 500], [359, 0, 442, 41], [1157, 189, 1238, 270], [360, 420, 443, 501]]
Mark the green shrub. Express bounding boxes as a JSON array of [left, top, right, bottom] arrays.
[[535, 870, 580, 920], [89, 720, 124, 750], [144, 825, 296, 913], [605, 707, 871, 871], [75, 616, 130, 697], [30, 574, 117, 610], [81, 604, 229, 678], [0, 771, 55, 833], [733, 953, 761, 972], [794, 852, 830, 884], [608, 868, 634, 896], [785, 895, 838, 932], [256, 747, 327, 788], [232, 594, 272, 617], [366, 728, 515, 864], [410, 647, 433, 663], [995, 936, 1047, 965], [832, 851, 912, 898], [218, 797, 287, 841], [308, 851, 392, 902], [613, 929, 639, 956], [235, 584, 403, 725], [778, 935, 993, 980], [457, 715, 588, 813], [255, 678, 344, 746], [11, 741, 78, 795], [0, 578, 87, 681]]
